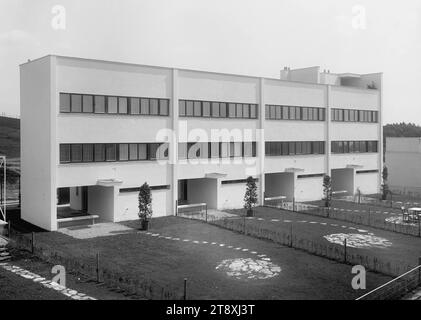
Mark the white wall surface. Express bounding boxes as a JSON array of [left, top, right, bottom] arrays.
[[219, 183, 249, 210], [355, 172, 379, 194], [20, 56, 57, 231], [265, 156, 326, 175], [295, 177, 323, 201], [330, 86, 379, 110]]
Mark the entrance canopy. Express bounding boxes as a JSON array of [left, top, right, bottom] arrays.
[[96, 178, 123, 187], [205, 172, 227, 179]]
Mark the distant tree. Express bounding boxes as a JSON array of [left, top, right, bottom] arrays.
[[244, 176, 258, 216], [381, 166, 389, 200], [323, 175, 332, 207]]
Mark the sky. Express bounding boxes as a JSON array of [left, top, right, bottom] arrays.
[[0, 0, 420, 124]]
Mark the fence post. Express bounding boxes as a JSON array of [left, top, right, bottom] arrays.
[[293, 197, 295, 212], [418, 218, 420, 238], [96, 252, 100, 283], [344, 238, 347, 263], [31, 232, 34, 254], [183, 278, 187, 300], [289, 225, 293, 248], [243, 214, 246, 234], [368, 209, 371, 226], [175, 200, 178, 216], [8, 220, 11, 238]]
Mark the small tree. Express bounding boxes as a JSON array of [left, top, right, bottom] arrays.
[[323, 175, 332, 207], [138, 182, 152, 222], [244, 176, 258, 216], [381, 166, 389, 200]]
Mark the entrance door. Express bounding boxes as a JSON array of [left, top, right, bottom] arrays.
[[81, 186, 88, 212]]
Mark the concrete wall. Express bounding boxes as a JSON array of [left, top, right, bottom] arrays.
[[219, 183, 248, 210], [355, 172, 379, 194], [116, 189, 170, 222], [295, 176, 324, 201], [20, 56, 57, 231]]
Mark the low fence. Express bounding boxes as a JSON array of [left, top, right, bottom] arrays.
[[356, 262, 421, 300], [176, 203, 208, 221], [202, 212, 416, 278], [7, 228, 185, 300]]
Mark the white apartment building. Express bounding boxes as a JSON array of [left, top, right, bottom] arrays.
[[20, 56, 383, 231], [386, 137, 421, 197]]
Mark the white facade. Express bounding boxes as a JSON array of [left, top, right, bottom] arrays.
[[20, 56, 383, 231], [386, 137, 421, 196]]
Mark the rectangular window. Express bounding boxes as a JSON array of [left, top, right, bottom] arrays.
[[220, 142, 229, 158], [319, 108, 324, 121], [312, 141, 320, 154], [82, 144, 93, 162], [275, 105, 281, 120], [70, 94, 82, 113], [244, 142, 253, 157], [94, 96, 105, 113], [289, 142, 295, 155], [94, 144, 105, 162], [313, 108, 318, 121], [71, 144, 83, 162], [129, 143, 138, 160], [229, 142, 235, 157], [372, 111, 377, 123], [60, 144, 71, 163], [60, 93, 71, 112], [105, 144, 117, 161], [186, 101, 194, 116], [281, 142, 289, 155], [367, 111, 372, 122], [202, 101, 211, 117], [228, 103, 236, 118], [250, 104, 257, 119], [148, 143, 160, 160], [220, 103, 227, 118], [193, 101, 201, 117], [118, 97, 128, 114], [234, 142, 242, 157], [159, 99, 169, 116], [82, 95, 93, 113], [289, 106, 296, 120], [108, 97, 118, 114], [295, 142, 303, 155], [179, 100, 186, 117], [119, 144, 129, 161], [149, 99, 159, 115], [343, 109, 349, 122], [138, 143, 147, 160], [130, 98, 140, 114], [211, 102, 220, 117], [141, 98, 149, 115], [269, 105, 275, 119], [187, 143, 201, 159], [302, 107, 308, 120], [349, 110, 355, 122], [210, 142, 220, 158], [243, 104, 250, 118], [343, 141, 349, 153], [308, 108, 314, 121], [236, 104, 243, 118], [360, 141, 367, 153], [303, 142, 311, 154]]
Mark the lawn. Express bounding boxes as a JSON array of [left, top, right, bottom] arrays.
[[223, 206, 421, 276], [20, 217, 391, 300]]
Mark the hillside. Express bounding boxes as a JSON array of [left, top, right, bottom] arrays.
[[0, 116, 20, 159]]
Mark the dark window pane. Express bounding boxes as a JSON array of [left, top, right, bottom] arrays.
[[302, 107, 308, 120], [105, 144, 116, 161], [71, 144, 83, 162], [220, 103, 227, 118], [130, 98, 140, 114], [82, 144, 93, 162], [141, 98, 149, 115], [179, 100, 186, 116], [250, 104, 257, 119], [289, 107, 296, 120], [108, 97, 118, 114], [94, 144, 105, 162], [60, 93, 71, 112], [60, 144, 70, 163], [138, 144, 147, 160], [211, 102, 220, 117], [270, 105, 276, 119], [150, 99, 159, 115], [118, 97, 128, 114], [129, 143, 138, 160], [289, 142, 295, 155], [275, 105, 281, 120], [203, 101, 211, 117], [210, 142, 220, 158], [295, 142, 302, 154], [228, 103, 236, 118], [265, 105, 270, 119], [243, 104, 250, 118], [243, 142, 253, 157], [159, 99, 169, 116], [193, 101, 201, 117], [186, 101, 194, 116], [71, 94, 82, 112], [318, 108, 324, 121], [82, 95, 93, 113], [236, 104, 243, 118], [95, 96, 105, 113], [149, 143, 160, 160], [178, 143, 187, 159], [119, 144, 129, 161]]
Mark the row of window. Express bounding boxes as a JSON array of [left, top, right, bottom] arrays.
[[221, 178, 259, 185], [179, 100, 258, 119], [265, 141, 326, 156], [59, 93, 170, 116], [331, 109, 378, 123], [59, 143, 169, 163], [297, 173, 325, 179], [356, 169, 379, 174], [265, 105, 325, 121], [178, 142, 257, 159], [331, 141, 378, 154], [119, 185, 170, 193]]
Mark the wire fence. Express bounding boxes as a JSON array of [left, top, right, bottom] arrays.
[[176, 202, 208, 221], [356, 262, 421, 300]]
